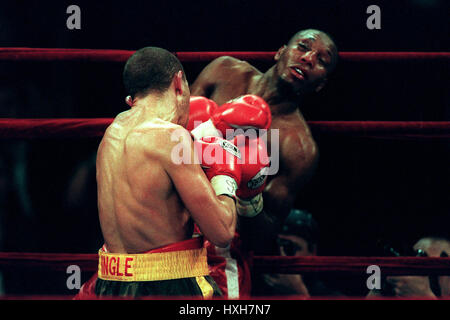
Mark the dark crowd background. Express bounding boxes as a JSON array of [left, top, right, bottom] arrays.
[[0, 0, 448, 296]]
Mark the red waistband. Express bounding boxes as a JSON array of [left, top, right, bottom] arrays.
[[102, 236, 204, 254]]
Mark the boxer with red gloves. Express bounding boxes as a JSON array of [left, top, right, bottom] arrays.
[[191, 30, 337, 253], [190, 94, 272, 140], [191, 30, 338, 297], [77, 47, 243, 299]]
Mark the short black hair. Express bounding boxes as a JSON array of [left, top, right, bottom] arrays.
[[289, 29, 336, 43], [281, 209, 319, 251], [123, 47, 185, 98]]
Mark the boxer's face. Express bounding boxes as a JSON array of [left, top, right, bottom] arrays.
[[275, 30, 337, 94]]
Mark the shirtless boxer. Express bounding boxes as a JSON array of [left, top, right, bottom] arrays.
[[74, 49, 270, 299], [190, 29, 338, 255], [187, 29, 338, 298], [92, 47, 244, 298]]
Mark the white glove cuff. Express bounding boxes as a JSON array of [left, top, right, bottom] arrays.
[[190, 119, 222, 140], [210, 175, 238, 198], [236, 193, 263, 217]]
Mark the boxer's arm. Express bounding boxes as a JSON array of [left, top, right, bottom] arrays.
[[162, 129, 237, 247], [239, 129, 318, 254], [190, 56, 238, 97], [264, 129, 319, 221]]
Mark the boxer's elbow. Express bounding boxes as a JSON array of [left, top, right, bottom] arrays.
[[213, 234, 233, 248], [201, 223, 233, 248], [210, 228, 234, 248]]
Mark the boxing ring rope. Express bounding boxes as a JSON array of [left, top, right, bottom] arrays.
[[0, 48, 449, 298], [0, 252, 450, 276], [0, 117, 448, 281], [0, 48, 449, 62], [0, 119, 449, 140]]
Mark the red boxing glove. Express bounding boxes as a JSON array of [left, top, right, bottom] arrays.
[[232, 135, 270, 217], [187, 96, 219, 131], [234, 135, 270, 198], [191, 94, 272, 140], [194, 136, 242, 198]]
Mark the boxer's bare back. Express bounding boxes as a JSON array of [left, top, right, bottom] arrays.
[[97, 109, 191, 253], [97, 107, 235, 254]]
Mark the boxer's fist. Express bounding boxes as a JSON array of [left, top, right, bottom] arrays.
[[234, 135, 270, 217], [187, 96, 219, 131], [194, 136, 242, 199], [213, 94, 272, 134], [191, 94, 272, 140], [235, 136, 269, 198]]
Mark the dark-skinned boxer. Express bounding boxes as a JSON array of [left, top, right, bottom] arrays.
[[189, 29, 338, 297]]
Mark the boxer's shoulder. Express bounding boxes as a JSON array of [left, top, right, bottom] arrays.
[[210, 56, 260, 79], [211, 55, 247, 68], [279, 126, 316, 154], [130, 119, 186, 136], [126, 120, 191, 159]]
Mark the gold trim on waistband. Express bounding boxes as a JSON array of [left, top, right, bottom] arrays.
[[98, 247, 209, 282]]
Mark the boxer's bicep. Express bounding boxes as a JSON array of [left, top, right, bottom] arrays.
[[264, 131, 318, 219], [280, 130, 319, 190]]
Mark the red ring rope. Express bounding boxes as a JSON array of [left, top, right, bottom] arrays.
[[0, 48, 448, 297], [0, 48, 448, 62], [0, 252, 449, 276], [0, 119, 448, 140]]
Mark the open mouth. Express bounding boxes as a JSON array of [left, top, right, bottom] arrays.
[[290, 67, 307, 80]]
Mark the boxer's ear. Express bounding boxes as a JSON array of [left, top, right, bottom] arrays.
[[125, 95, 133, 107], [173, 70, 184, 95], [275, 45, 286, 61]]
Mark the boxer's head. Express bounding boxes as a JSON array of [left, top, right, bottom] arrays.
[[123, 47, 190, 126], [274, 29, 338, 97]]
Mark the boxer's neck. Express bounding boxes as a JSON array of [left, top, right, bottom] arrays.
[[250, 67, 301, 116], [132, 92, 180, 124]]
